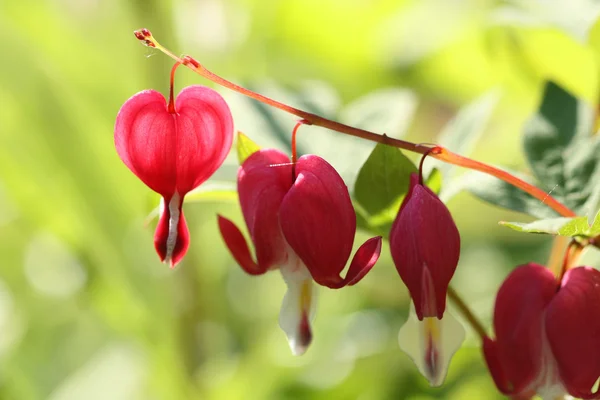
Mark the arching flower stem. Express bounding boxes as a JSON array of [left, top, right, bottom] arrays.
[[133, 28, 575, 218], [168, 61, 182, 114], [291, 120, 311, 180]]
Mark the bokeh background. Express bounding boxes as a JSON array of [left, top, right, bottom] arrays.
[[2, 0, 600, 399]]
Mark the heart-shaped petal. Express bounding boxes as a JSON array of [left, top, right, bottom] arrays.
[[280, 155, 376, 288], [237, 149, 293, 271], [114, 85, 233, 197]]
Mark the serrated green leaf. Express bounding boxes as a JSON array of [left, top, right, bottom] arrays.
[[500, 218, 574, 235], [236, 132, 261, 165], [353, 143, 417, 238]]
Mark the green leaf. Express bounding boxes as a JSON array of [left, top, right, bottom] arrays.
[[464, 170, 560, 219], [236, 132, 261, 165], [557, 211, 600, 238], [354, 143, 417, 237], [500, 218, 573, 235], [340, 88, 417, 138], [428, 90, 498, 181], [523, 81, 579, 179], [501, 211, 600, 239], [522, 81, 600, 215], [468, 81, 600, 219]]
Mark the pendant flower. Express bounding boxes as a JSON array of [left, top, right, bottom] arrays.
[[218, 148, 382, 355], [115, 85, 233, 267], [389, 172, 464, 386], [484, 263, 600, 399]]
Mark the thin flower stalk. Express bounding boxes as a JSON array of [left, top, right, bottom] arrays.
[[133, 28, 576, 219]]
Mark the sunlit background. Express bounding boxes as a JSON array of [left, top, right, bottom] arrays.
[[2, 0, 600, 399]]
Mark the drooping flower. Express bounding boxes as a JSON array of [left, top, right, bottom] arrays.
[[484, 263, 600, 399], [115, 85, 233, 267], [389, 172, 464, 386], [218, 148, 382, 355]]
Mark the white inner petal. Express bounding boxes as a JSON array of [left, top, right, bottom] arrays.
[[278, 250, 318, 356], [534, 320, 566, 400], [164, 192, 181, 265], [398, 303, 465, 387]]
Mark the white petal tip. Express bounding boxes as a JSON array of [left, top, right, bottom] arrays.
[[278, 270, 317, 357], [398, 306, 465, 387]]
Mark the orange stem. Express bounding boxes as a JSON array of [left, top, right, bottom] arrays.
[[168, 61, 182, 114], [134, 29, 577, 219], [291, 120, 311, 179]]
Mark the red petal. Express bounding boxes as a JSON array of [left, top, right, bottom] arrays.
[[174, 86, 233, 193], [114, 86, 233, 197], [279, 155, 359, 288], [490, 263, 557, 396], [338, 236, 382, 288], [154, 195, 190, 268], [217, 215, 266, 275], [237, 149, 293, 270], [545, 267, 600, 399], [483, 337, 513, 394], [115, 90, 177, 196], [389, 173, 460, 319]]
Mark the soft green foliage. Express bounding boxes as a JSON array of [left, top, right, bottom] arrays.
[[464, 169, 561, 219], [500, 218, 576, 235], [467, 81, 600, 220], [429, 90, 499, 201], [523, 82, 600, 216], [501, 211, 600, 239], [236, 132, 261, 164], [3, 0, 600, 399], [353, 144, 443, 238], [354, 144, 417, 237]]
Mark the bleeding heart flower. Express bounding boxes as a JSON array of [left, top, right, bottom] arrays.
[[484, 263, 600, 399], [218, 148, 382, 355], [389, 172, 464, 387], [115, 85, 233, 267]]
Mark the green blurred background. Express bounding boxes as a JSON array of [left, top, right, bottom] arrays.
[[2, 0, 600, 399]]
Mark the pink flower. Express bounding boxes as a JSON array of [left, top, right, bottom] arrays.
[[484, 263, 600, 399], [389, 172, 464, 386], [115, 85, 233, 267], [218, 148, 382, 354]]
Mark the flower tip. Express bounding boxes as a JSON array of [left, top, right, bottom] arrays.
[[217, 214, 266, 275], [154, 194, 190, 268], [398, 307, 465, 387], [290, 312, 313, 356], [339, 236, 382, 288]]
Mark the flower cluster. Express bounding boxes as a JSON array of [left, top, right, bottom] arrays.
[[113, 60, 466, 381], [218, 149, 382, 354], [114, 56, 599, 397], [484, 263, 600, 399]]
